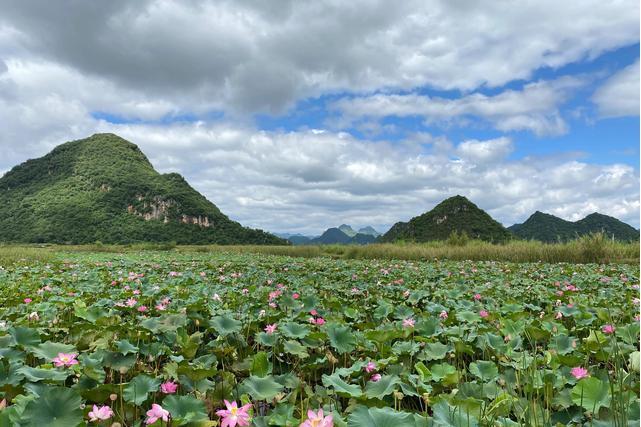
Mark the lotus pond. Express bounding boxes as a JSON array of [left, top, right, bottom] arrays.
[[0, 251, 639, 426]]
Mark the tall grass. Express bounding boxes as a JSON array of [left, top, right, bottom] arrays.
[[0, 232, 637, 264]]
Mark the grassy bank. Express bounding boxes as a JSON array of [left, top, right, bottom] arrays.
[[0, 233, 637, 265]]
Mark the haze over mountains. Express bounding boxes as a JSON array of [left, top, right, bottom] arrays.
[[0, 134, 637, 245]]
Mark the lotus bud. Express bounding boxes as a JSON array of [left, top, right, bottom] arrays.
[[195, 319, 200, 327], [393, 390, 404, 400], [109, 394, 118, 401]]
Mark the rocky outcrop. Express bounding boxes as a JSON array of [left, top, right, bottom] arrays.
[[127, 195, 212, 228]]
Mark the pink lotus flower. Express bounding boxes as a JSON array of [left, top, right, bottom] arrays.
[[370, 373, 382, 382], [402, 318, 415, 328], [473, 293, 482, 301], [126, 298, 137, 307], [137, 305, 148, 312], [88, 405, 113, 422], [315, 317, 326, 325], [439, 310, 448, 320], [364, 361, 376, 373], [169, 271, 179, 277], [133, 289, 141, 295], [216, 400, 252, 427], [264, 324, 277, 334], [160, 381, 178, 394], [53, 352, 78, 367], [479, 310, 489, 318], [155, 303, 167, 311], [602, 324, 615, 334], [300, 408, 333, 427], [310, 309, 318, 316], [570, 367, 589, 380], [23, 298, 32, 304], [242, 288, 249, 295], [292, 292, 300, 299], [555, 312, 563, 319], [146, 403, 170, 425]]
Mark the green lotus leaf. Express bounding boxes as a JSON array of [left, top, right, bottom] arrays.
[[326, 324, 356, 354], [423, 342, 450, 360], [280, 322, 310, 339], [283, 339, 309, 358], [30, 341, 76, 360], [123, 374, 161, 405], [21, 386, 83, 427], [162, 394, 209, 425], [432, 400, 479, 427], [364, 375, 400, 399], [322, 373, 362, 398], [17, 366, 71, 382], [9, 327, 41, 348], [256, 332, 278, 346], [115, 339, 139, 355], [571, 377, 611, 412], [210, 315, 242, 336], [241, 375, 284, 400], [347, 406, 420, 427], [468, 361, 499, 382], [251, 351, 271, 377]]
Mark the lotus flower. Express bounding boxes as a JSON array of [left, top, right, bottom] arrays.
[[160, 380, 178, 394], [146, 403, 170, 425], [264, 323, 277, 334], [364, 361, 376, 373], [53, 352, 78, 367], [370, 373, 382, 382], [300, 408, 333, 427], [479, 310, 489, 318], [473, 293, 482, 301], [602, 324, 615, 334], [439, 310, 448, 320], [571, 367, 589, 380], [23, 298, 32, 304], [88, 405, 113, 422], [216, 400, 252, 427], [402, 318, 415, 328]]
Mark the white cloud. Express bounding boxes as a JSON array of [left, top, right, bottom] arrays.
[[592, 60, 640, 118], [330, 77, 585, 135], [0, 0, 637, 112]]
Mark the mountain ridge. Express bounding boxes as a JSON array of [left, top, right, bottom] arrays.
[[0, 133, 286, 245]]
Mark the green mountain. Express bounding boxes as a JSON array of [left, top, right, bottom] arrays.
[[308, 227, 377, 245], [0, 133, 286, 245], [380, 195, 512, 243], [509, 211, 639, 242], [338, 224, 357, 237], [357, 226, 381, 237]]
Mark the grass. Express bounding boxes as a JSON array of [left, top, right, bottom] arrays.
[[0, 233, 637, 266]]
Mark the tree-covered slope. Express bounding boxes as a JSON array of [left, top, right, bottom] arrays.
[[380, 195, 513, 243], [509, 211, 639, 242], [0, 133, 286, 245]]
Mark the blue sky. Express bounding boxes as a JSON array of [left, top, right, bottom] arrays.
[[0, 1, 639, 233]]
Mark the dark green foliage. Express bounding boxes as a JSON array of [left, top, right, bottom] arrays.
[[0, 133, 286, 245], [509, 211, 639, 243], [380, 195, 513, 243]]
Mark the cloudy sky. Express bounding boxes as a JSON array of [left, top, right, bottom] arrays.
[[0, 0, 639, 234]]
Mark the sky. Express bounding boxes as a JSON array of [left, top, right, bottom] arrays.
[[0, 0, 639, 235]]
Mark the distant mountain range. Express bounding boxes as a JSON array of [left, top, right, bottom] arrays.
[[277, 224, 382, 245], [508, 211, 639, 242], [0, 133, 637, 246]]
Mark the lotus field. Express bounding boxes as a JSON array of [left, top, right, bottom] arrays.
[[0, 251, 639, 426]]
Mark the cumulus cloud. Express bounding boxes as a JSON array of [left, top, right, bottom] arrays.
[[0, 0, 638, 113], [331, 77, 585, 135], [592, 60, 640, 118]]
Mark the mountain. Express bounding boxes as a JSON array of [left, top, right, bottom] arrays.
[[338, 224, 357, 237], [380, 195, 512, 243], [357, 226, 381, 237], [509, 211, 639, 242], [307, 227, 377, 245], [0, 133, 286, 245], [286, 235, 313, 245]]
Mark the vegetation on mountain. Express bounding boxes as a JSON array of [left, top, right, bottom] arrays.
[[509, 211, 639, 242], [0, 133, 286, 245], [380, 195, 513, 243]]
